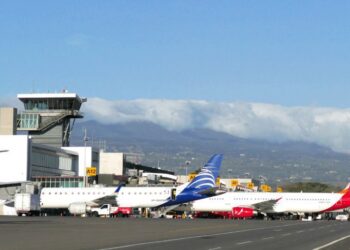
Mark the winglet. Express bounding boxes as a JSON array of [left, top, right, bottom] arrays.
[[115, 184, 125, 193]]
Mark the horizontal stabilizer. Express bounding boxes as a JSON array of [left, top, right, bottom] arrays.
[[198, 187, 226, 196]]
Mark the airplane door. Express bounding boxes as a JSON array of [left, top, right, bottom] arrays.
[[171, 188, 176, 201]]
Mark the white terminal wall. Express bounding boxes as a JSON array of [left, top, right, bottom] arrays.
[[99, 152, 124, 175], [0, 135, 29, 182], [0, 108, 17, 135], [62, 147, 98, 176], [176, 175, 189, 184]]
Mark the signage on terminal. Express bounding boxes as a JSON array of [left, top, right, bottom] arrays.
[[86, 167, 97, 177], [231, 179, 239, 187], [216, 177, 220, 186]]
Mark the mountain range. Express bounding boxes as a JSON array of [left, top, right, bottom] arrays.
[[71, 120, 350, 185]]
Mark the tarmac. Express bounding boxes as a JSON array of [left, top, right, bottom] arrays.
[[0, 216, 349, 250]]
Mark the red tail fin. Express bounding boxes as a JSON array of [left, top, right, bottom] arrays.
[[339, 183, 350, 194]]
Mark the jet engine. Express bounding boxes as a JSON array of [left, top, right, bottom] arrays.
[[232, 207, 254, 218], [68, 203, 91, 215]]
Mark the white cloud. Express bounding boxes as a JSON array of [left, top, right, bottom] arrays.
[[0, 97, 22, 110], [65, 98, 350, 153], [2, 94, 349, 153]]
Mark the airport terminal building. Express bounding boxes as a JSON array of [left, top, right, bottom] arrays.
[[0, 92, 174, 192]]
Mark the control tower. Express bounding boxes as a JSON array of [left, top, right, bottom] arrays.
[[17, 92, 87, 147]]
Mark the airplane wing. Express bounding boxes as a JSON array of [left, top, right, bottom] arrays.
[[91, 185, 123, 206], [0, 199, 14, 206], [91, 195, 118, 206], [251, 198, 281, 213]]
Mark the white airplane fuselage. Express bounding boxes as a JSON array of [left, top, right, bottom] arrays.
[[40, 184, 187, 209], [192, 191, 349, 214], [116, 184, 186, 208], [40, 187, 117, 208]]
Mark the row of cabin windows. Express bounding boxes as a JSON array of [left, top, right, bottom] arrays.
[[43, 190, 171, 196], [42, 192, 107, 195], [231, 197, 331, 201], [120, 192, 169, 195], [286, 198, 331, 201], [209, 197, 224, 201]]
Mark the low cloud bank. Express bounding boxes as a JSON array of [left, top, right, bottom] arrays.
[[84, 98, 350, 153], [0, 97, 21, 109]]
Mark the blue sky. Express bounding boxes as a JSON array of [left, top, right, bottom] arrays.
[[1, 1, 350, 107]]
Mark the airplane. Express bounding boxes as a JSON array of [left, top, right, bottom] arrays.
[[40, 154, 223, 215], [189, 183, 350, 219], [115, 154, 224, 215]]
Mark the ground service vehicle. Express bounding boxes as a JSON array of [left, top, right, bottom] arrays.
[[90, 204, 132, 217], [111, 207, 133, 217], [15, 193, 40, 216], [335, 214, 349, 221]]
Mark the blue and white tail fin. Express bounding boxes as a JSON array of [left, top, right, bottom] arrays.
[[182, 154, 223, 192], [159, 154, 223, 208]]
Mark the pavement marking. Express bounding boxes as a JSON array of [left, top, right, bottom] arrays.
[[208, 247, 221, 250], [236, 241, 252, 245], [273, 229, 282, 232], [261, 236, 274, 240], [313, 235, 350, 250], [282, 233, 292, 237], [296, 230, 304, 234], [97, 222, 301, 250]]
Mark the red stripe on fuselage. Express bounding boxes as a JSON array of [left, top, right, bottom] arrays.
[[321, 190, 350, 212]]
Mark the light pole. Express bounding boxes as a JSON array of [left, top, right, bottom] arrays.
[[228, 169, 232, 178], [180, 160, 191, 176], [259, 175, 267, 185], [185, 160, 191, 176], [83, 128, 89, 187]]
